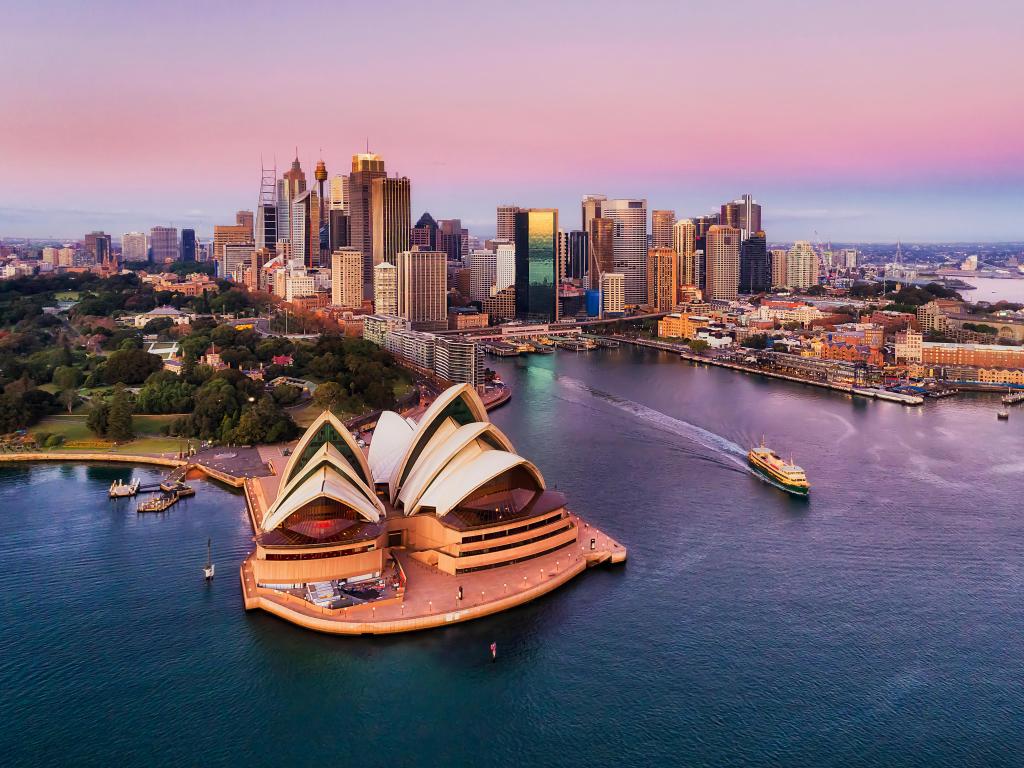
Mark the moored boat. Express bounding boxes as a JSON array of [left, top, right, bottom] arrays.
[[747, 441, 810, 496], [108, 478, 140, 498]]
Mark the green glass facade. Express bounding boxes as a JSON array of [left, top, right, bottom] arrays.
[[514, 209, 559, 322]]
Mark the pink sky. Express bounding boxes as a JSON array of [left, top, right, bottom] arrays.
[[1, 0, 1022, 240]]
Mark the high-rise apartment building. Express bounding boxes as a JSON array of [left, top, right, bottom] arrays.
[[651, 210, 676, 249], [786, 241, 819, 290], [348, 153, 386, 294], [331, 247, 363, 308], [600, 272, 625, 317], [371, 176, 411, 268], [581, 194, 606, 233], [739, 232, 769, 294], [42, 247, 58, 266], [397, 249, 447, 331], [121, 232, 147, 263], [704, 225, 741, 301], [181, 229, 196, 262], [601, 199, 648, 305], [646, 247, 677, 311], [513, 208, 559, 322], [373, 262, 398, 316], [587, 217, 614, 290], [150, 226, 179, 263], [770, 249, 788, 288], [720, 194, 761, 240], [468, 249, 497, 303], [672, 219, 697, 288], [223, 242, 255, 282], [58, 247, 75, 267], [213, 222, 252, 266], [496, 205, 518, 241]]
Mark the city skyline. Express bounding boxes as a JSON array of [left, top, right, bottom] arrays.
[[2, 1, 1023, 241]]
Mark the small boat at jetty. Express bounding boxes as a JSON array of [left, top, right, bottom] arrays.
[[747, 440, 810, 496], [108, 478, 140, 498], [997, 410, 1009, 420]]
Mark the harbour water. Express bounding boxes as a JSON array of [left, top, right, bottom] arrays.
[[961, 275, 1024, 304], [2, 346, 1023, 767]]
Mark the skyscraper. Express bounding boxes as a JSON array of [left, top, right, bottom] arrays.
[[277, 154, 307, 247], [514, 208, 559, 322], [672, 218, 697, 288], [215, 211, 253, 265], [236, 210, 254, 238], [411, 212, 438, 249], [348, 152, 386, 295], [256, 162, 277, 253], [329, 210, 349, 250], [581, 194, 606, 233], [562, 230, 588, 281], [397, 249, 447, 331], [329, 174, 347, 211], [651, 210, 676, 249], [331, 247, 363, 308], [720, 195, 761, 240], [437, 219, 465, 263], [468, 249, 498, 303], [289, 190, 321, 269], [373, 261, 398, 316], [181, 229, 196, 262], [705, 225, 741, 301], [315, 158, 329, 263], [646, 247, 677, 311], [739, 231, 769, 294], [600, 199, 648, 305], [786, 241, 819, 289], [121, 232, 147, 263], [371, 176, 411, 268], [496, 205, 518, 241], [587, 217, 614, 290], [84, 231, 112, 266], [495, 242, 515, 292], [150, 226, 179, 263]]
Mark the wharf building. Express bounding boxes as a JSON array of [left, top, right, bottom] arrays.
[[241, 386, 625, 633]]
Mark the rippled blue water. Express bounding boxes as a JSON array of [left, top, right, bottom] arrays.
[[2, 346, 1023, 767]]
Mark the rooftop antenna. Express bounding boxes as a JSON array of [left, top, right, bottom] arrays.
[[366, 137, 370, 153]]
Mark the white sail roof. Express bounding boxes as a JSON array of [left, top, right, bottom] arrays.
[[397, 422, 515, 512], [410, 451, 544, 518], [367, 410, 415, 486], [262, 465, 383, 532]]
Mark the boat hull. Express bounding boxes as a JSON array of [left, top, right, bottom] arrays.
[[747, 459, 810, 496]]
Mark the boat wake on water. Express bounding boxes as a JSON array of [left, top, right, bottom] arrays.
[[550, 374, 749, 473]]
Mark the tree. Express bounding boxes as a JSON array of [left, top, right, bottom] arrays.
[[58, 388, 78, 415], [135, 370, 195, 413], [86, 397, 110, 437], [687, 339, 710, 353], [104, 348, 163, 385], [52, 365, 82, 391], [312, 381, 345, 412], [106, 385, 134, 442]]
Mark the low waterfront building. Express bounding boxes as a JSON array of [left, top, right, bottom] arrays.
[[448, 307, 489, 330], [749, 300, 825, 327], [364, 314, 410, 346], [658, 313, 712, 340]]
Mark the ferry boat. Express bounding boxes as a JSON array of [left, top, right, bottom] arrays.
[[747, 441, 810, 496]]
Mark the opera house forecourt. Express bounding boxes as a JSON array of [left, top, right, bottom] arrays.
[[241, 384, 626, 634]]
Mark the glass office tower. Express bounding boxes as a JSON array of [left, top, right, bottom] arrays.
[[514, 208, 559, 322]]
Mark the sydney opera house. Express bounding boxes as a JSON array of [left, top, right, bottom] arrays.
[[241, 384, 625, 633]]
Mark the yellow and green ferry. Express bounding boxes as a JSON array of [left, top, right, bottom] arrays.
[[747, 441, 809, 496]]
